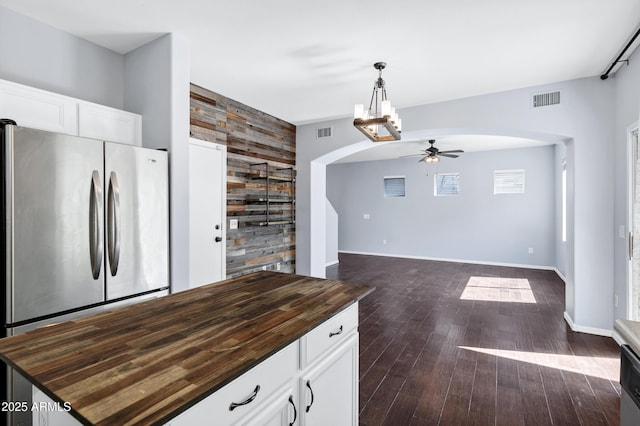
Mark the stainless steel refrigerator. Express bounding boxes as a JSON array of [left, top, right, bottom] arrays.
[[0, 123, 170, 425]]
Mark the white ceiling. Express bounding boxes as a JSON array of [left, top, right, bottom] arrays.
[[1, 0, 638, 160]]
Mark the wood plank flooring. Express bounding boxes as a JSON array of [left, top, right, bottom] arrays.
[[326, 254, 621, 426]]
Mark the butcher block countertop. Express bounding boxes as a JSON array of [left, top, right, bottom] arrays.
[[0, 271, 374, 425]]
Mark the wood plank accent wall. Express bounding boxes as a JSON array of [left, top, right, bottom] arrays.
[[190, 83, 296, 278]]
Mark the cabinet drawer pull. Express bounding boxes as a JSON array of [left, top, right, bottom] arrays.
[[329, 325, 343, 338], [229, 385, 260, 411], [288, 395, 297, 425], [305, 380, 315, 413]]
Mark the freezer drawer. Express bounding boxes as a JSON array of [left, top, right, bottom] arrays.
[[104, 142, 169, 299], [5, 127, 105, 324]]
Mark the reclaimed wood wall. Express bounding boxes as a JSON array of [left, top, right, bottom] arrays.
[[189, 84, 296, 278]]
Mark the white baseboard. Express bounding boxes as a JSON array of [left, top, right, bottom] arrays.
[[563, 311, 613, 337], [553, 268, 567, 283], [325, 259, 339, 267], [338, 250, 557, 272]]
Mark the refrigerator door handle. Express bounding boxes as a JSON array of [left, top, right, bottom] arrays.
[[89, 170, 103, 279], [107, 172, 121, 276]]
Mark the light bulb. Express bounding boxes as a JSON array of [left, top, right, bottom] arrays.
[[381, 101, 391, 117], [354, 104, 364, 119]]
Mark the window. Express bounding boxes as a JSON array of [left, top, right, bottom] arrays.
[[494, 169, 525, 194], [383, 176, 405, 197], [434, 173, 460, 196]]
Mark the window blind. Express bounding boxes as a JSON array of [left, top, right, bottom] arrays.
[[494, 169, 525, 194], [435, 173, 460, 196], [383, 177, 405, 197]]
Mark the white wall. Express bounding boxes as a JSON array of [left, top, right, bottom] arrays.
[[0, 6, 124, 109], [554, 142, 567, 277], [327, 146, 556, 268], [298, 76, 615, 333], [613, 47, 640, 320], [326, 199, 339, 266], [0, 6, 192, 293], [124, 34, 191, 292]]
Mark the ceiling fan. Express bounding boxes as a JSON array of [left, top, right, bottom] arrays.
[[404, 139, 464, 163]]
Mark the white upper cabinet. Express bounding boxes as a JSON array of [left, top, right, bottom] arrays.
[[0, 79, 78, 135], [0, 78, 141, 145], [78, 102, 141, 145]]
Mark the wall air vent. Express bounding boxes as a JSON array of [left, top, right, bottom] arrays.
[[532, 91, 561, 108], [316, 126, 333, 139]]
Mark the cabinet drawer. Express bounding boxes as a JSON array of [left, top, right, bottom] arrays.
[[169, 341, 297, 426], [300, 302, 358, 369]]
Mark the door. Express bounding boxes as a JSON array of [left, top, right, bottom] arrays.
[[7, 126, 105, 323], [104, 142, 169, 300], [189, 139, 226, 288]]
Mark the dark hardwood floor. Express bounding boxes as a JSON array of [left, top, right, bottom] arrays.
[[326, 253, 621, 426]]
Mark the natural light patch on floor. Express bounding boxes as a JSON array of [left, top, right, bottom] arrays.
[[459, 276, 536, 303], [459, 346, 619, 381]]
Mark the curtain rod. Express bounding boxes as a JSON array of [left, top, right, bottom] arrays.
[[601, 25, 640, 80]]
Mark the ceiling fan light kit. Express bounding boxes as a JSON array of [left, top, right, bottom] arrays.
[[353, 62, 402, 142], [401, 139, 465, 164]]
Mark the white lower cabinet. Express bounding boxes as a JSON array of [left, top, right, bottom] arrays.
[[298, 333, 358, 426], [168, 302, 360, 425], [32, 387, 81, 426], [169, 341, 298, 426], [241, 384, 298, 426]]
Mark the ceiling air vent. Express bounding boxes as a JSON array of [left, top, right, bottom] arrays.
[[532, 91, 561, 108], [316, 126, 333, 139]]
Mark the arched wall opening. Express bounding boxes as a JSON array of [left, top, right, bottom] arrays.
[[305, 127, 573, 329]]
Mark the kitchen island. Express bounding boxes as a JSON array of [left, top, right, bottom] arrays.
[[0, 271, 374, 425]]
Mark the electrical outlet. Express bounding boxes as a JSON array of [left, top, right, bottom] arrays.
[[262, 265, 267, 271], [230, 219, 238, 230], [363, 213, 370, 220], [528, 247, 534, 254], [276, 262, 281, 271]]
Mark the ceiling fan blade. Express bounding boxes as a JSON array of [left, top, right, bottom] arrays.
[[438, 150, 464, 154], [418, 156, 427, 162], [400, 154, 425, 158], [439, 153, 459, 158]]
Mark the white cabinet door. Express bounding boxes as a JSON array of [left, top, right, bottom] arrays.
[[299, 333, 359, 426], [0, 79, 78, 135], [78, 102, 141, 145], [189, 138, 227, 288]]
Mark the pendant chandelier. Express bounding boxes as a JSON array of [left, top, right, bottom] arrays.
[[353, 62, 402, 142]]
